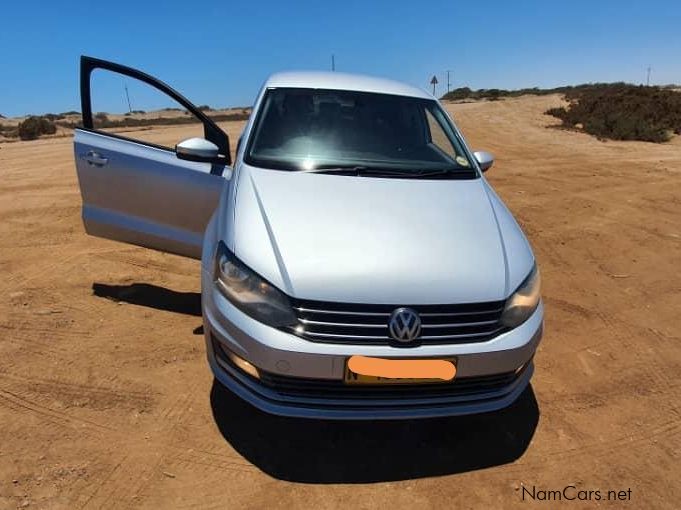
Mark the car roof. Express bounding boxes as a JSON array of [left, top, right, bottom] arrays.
[[264, 71, 432, 100]]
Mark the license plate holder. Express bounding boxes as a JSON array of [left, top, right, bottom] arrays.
[[344, 355, 457, 385]]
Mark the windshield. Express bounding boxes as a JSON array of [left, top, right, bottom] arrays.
[[245, 88, 476, 175]]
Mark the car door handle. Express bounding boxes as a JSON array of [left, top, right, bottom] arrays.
[[81, 151, 109, 167]]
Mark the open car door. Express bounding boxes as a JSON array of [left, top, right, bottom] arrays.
[[74, 56, 232, 259]]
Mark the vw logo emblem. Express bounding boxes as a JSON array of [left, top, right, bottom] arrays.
[[388, 307, 422, 343]]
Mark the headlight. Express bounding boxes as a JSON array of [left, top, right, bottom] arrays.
[[214, 241, 297, 327], [500, 265, 541, 328]]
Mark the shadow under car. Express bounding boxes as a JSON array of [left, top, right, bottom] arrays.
[[209, 379, 539, 483]]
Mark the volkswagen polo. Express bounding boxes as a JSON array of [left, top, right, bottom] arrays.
[[75, 56, 543, 419]]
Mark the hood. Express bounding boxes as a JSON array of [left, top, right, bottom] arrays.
[[230, 164, 531, 304]]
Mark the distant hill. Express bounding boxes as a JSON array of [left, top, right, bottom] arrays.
[[0, 107, 252, 141]]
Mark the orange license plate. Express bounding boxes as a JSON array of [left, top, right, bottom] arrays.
[[344, 355, 457, 385]]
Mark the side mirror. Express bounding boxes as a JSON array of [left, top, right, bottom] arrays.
[[176, 137, 223, 163], [473, 150, 494, 172]]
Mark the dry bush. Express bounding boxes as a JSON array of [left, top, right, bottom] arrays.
[[17, 116, 57, 140], [441, 86, 570, 101], [546, 84, 681, 143]]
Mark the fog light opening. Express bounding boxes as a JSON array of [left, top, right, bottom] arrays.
[[227, 350, 261, 380]]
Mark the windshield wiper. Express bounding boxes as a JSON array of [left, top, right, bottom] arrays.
[[300, 165, 477, 179], [409, 168, 478, 179], [300, 166, 408, 177]]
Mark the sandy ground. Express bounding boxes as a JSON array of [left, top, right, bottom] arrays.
[[1, 95, 680, 509]]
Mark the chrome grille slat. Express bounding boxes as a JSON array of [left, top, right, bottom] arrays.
[[421, 319, 498, 328], [303, 331, 390, 340], [298, 318, 498, 328], [419, 327, 505, 340], [420, 309, 504, 317], [294, 308, 504, 317], [294, 307, 390, 317], [299, 319, 387, 328], [301, 327, 505, 341], [287, 298, 507, 345]]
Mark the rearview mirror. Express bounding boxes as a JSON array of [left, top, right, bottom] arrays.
[[176, 137, 223, 163], [473, 150, 494, 172]]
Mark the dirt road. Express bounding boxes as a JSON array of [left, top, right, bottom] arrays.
[[1, 95, 679, 509]]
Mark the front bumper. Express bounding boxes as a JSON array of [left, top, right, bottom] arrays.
[[202, 277, 543, 420]]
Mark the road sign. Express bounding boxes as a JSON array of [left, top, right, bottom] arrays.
[[430, 75, 439, 94]]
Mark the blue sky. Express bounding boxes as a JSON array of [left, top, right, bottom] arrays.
[[1, 0, 680, 117]]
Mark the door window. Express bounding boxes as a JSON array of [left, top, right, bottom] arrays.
[[425, 109, 458, 160], [89, 69, 205, 150], [81, 57, 231, 165]]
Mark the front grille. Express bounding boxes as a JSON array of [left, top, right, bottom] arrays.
[[258, 368, 524, 401], [284, 298, 507, 345]]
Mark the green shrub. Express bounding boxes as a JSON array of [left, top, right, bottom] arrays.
[[442, 87, 473, 100], [546, 84, 681, 143], [17, 116, 57, 140], [545, 106, 568, 119], [441, 85, 573, 101]]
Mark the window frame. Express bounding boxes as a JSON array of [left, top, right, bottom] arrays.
[[243, 87, 476, 173], [80, 56, 231, 166]]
